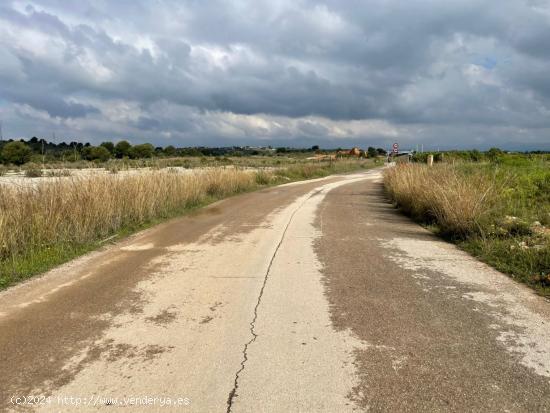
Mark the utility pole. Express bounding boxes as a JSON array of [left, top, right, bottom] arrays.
[[0, 120, 3, 142]]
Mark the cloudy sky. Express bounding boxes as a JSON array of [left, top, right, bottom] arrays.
[[1, 0, 550, 150]]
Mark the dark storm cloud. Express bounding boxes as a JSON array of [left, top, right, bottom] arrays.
[[0, 0, 549, 149]]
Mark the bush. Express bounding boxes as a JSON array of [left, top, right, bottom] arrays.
[[129, 144, 155, 159], [1, 141, 32, 165], [164, 145, 176, 156], [114, 140, 132, 158], [24, 167, 43, 178], [100, 141, 115, 154], [82, 146, 111, 162], [367, 147, 377, 158], [487, 147, 504, 163]]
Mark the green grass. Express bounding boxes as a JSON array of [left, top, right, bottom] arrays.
[[0, 159, 377, 291], [460, 237, 550, 296], [384, 154, 550, 297], [461, 157, 550, 295]]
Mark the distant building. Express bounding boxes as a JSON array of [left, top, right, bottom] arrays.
[[336, 147, 362, 157], [349, 147, 361, 156]]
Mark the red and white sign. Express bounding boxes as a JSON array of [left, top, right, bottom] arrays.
[[392, 142, 399, 153]]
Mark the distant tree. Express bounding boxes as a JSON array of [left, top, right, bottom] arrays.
[[469, 149, 482, 162], [180, 147, 203, 157], [367, 147, 377, 158], [82, 146, 111, 162], [100, 141, 115, 154], [311, 145, 320, 151], [114, 140, 132, 158], [376, 148, 386, 155], [164, 145, 176, 156], [129, 143, 155, 159], [80, 146, 92, 160], [1, 141, 32, 165], [487, 147, 503, 162]]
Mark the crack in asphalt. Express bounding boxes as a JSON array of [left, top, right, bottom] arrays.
[[226, 188, 323, 413]]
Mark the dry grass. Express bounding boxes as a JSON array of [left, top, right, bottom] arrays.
[[384, 163, 501, 236], [384, 161, 550, 296], [0, 159, 375, 288], [0, 169, 257, 261]]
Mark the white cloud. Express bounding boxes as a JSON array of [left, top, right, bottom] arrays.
[[0, 0, 549, 149]]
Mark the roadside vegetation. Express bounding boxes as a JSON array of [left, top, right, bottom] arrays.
[[384, 152, 550, 296], [0, 137, 387, 169], [0, 159, 375, 290]]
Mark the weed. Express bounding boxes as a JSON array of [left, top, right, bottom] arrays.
[[24, 167, 43, 178]]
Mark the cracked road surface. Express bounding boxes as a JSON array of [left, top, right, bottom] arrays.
[[1, 168, 550, 412]]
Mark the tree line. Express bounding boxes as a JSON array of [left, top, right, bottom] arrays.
[[0, 138, 381, 166], [0, 138, 281, 165]]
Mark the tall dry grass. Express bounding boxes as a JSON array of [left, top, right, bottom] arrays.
[[0, 159, 373, 288], [0, 169, 258, 260], [384, 163, 501, 236], [384, 160, 550, 296], [0, 160, 372, 262]]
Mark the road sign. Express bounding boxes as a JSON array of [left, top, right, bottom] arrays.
[[392, 143, 399, 153]]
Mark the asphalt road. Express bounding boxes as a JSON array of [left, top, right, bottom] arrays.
[[1, 168, 549, 412]]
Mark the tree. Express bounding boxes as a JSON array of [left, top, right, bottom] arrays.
[[100, 141, 115, 154], [367, 146, 377, 158], [1, 141, 32, 165], [82, 146, 111, 162], [376, 148, 387, 155], [487, 147, 503, 162], [164, 145, 176, 156], [469, 149, 481, 162], [311, 145, 320, 151], [114, 140, 132, 158], [129, 143, 155, 159]]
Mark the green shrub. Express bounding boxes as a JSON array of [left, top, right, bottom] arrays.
[[1, 141, 32, 165]]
